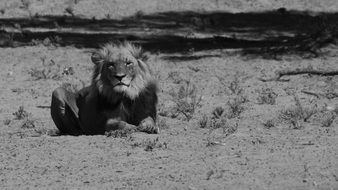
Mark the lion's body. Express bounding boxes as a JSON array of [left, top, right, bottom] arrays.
[[51, 42, 159, 135]]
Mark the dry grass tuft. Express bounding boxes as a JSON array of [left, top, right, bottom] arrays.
[[12, 106, 35, 128], [169, 80, 202, 121], [199, 106, 238, 136], [257, 87, 278, 105], [29, 58, 62, 80], [131, 137, 168, 151], [279, 96, 317, 129]]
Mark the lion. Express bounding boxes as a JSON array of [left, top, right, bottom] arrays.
[[50, 42, 159, 135]]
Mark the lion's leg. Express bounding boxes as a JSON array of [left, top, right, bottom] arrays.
[[106, 119, 138, 132], [106, 117, 159, 134], [137, 117, 159, 134], [51, 87, 82, 135]]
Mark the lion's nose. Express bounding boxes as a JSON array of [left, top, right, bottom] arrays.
[[115, 73, 126, 81]]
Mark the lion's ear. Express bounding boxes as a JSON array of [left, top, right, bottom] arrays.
[[91, 52, 103, 65]]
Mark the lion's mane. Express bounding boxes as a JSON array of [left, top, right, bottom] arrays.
[[91, 42, 158, 104]]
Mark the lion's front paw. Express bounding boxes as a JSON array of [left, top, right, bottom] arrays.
[[138, 118, 159, 134], [106, 119, 136, 132]]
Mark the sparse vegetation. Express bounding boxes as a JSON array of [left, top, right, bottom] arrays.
[[131, 137, 168, 151], [263, 119, 275, 129], [167, 71, 183, 84], [62, 66, 75, 76], [199, 114, 209, 128], [320, 112, 337, 127], [29, 58, 62, 80], [229, 74, 243, 95], [3, 119, 11, 126], [30, 36, 62, 47], [199, 106, 238, 136], [21, 118, 35, 128], [226, 96, 247, 119], [169, 80, 202, 121], [157, 117, 169, 130], [12, 106, 35, 128], [279, 96, 317, 129], [1, 2, 338, 188], [257, 87, 277, 105], [217, 73, 245, 95], [13, 106, 29, 120]]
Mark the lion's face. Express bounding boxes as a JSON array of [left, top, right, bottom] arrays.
[[100, 51, 137, 93], [91, 42, 155, 101]]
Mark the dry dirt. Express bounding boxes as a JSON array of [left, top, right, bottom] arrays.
[[1, 0, 338, 190]]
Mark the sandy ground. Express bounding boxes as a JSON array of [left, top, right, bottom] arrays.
[[0, 0, 338, 189]]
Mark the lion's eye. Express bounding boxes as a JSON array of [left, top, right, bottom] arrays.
[[126, 61, 132, 66]]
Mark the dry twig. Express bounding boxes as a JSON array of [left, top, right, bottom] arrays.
[[259, 68, 338, 82], [301, 90, 338, 99]]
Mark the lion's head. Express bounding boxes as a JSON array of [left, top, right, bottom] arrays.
[[91, 42, 156, 101]]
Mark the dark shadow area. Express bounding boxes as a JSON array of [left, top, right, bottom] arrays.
[[0, 9, 337, 56]]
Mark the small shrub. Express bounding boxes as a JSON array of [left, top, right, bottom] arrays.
[[200, 107, 238, 136], [131, 137, 168, 151], [12, 106, 35, 128], [221, 121, 238, 136], [62, 67, 75, 76], [169, 80, 202, 121], [29, 59, 62, 80], [226, 96, 247, 119], [321, 112, 336, 127], [199, 114, 209, 128], [210, 117, 228, 130], [257, 88, 278, 105], [279, 108, 303, 129], [3, 119, 11, 125], [229, 74, 243, 95], [31, 36, 62, 47], [212, 106, 224, 119], [157, 103, 179, 119], [144, 138, 158, 151], [168, 71, 183, 84], [21, 118, 35, 128], [263, 119, 275, 129], [157, 117, 169, 130], [293, 95, 317, 122], [279, 96, 317, 129], [13, 106, 29, 120]]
